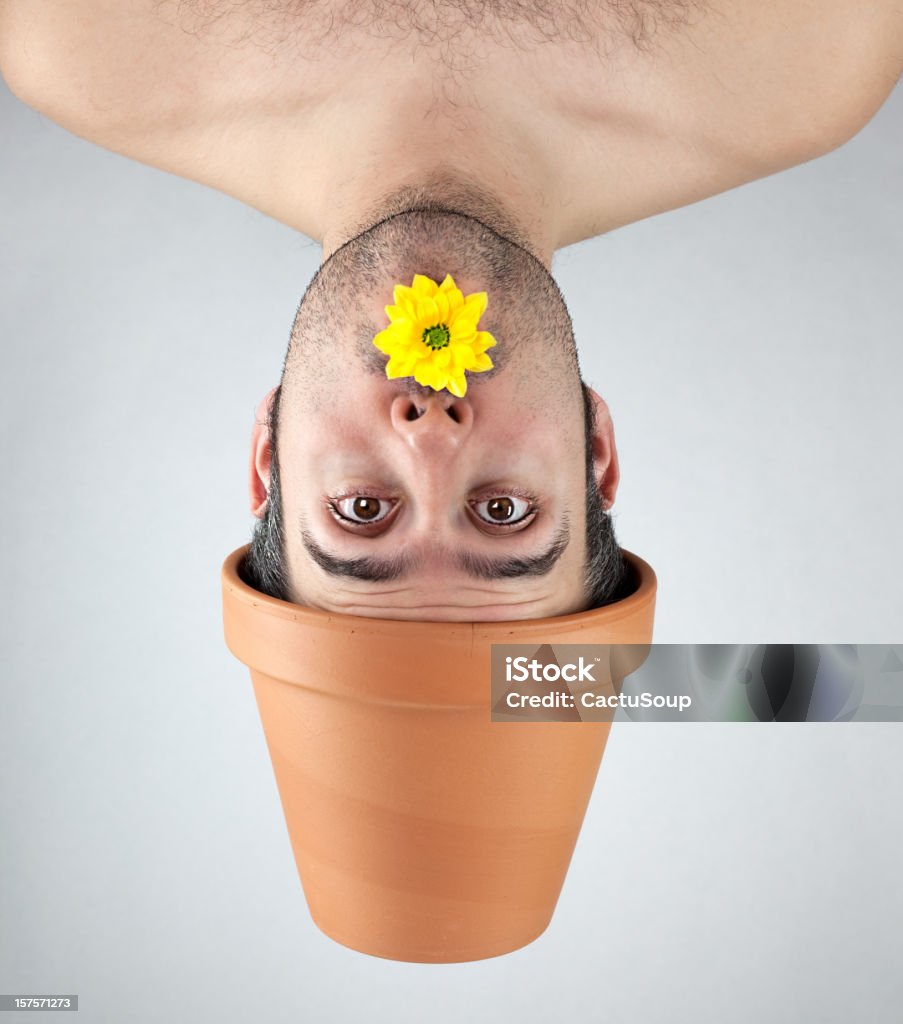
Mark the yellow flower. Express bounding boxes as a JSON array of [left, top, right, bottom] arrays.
[[372, 273, 497, 397]]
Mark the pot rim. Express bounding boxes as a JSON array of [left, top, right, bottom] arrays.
[[222, 544, 656, 639]]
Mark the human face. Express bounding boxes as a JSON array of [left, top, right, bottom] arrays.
[[249, 273, 619, 621]]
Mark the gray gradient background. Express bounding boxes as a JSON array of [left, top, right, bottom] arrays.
[[1, 74, 901, 1023]]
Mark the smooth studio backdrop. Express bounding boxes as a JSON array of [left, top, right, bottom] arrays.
[[1, 77, 901, 1023]]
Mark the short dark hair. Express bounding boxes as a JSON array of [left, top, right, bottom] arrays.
[[243, 379, 629, 610]]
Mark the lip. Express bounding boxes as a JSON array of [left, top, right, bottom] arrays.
[[384, 378, 448, 398]]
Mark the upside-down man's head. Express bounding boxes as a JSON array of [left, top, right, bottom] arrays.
[[244, 207, 628, 621]]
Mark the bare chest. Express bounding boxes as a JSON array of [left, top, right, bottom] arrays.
[[155, 0, 896, 231], [5, 0, 898, 241], [161, 3, 893, 139]]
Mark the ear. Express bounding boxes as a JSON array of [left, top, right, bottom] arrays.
[[248, 387, 278, 519], [585, 386, 620, 510]]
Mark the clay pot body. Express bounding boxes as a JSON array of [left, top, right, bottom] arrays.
[[222, 545, 656, 963]]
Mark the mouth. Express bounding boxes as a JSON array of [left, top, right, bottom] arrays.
[[387, 379, 438, 397], [371, 367, 501, 397]]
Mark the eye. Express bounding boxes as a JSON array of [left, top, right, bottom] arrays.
[[332, 495, 395, 524], [471, 495, 535, 526]]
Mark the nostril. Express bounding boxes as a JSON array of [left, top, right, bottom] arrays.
[[445, 405, 460, 423], [405, 403, 421, 422]]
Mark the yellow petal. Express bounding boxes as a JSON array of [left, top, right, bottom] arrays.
[[412, 274, 439, 297], [414, 361, 442, 390], [445, 287, 464, 316], [384, 304, 410, 322], [385, 319, 415, 337], [373, 328, 399, 354], [385, 357, 414, 379], [438, 274, 457, 293], [415, 296, 440, 324], [461, 291, 488, 321], [471, 352, 494, 372], [447, 374, 468, 398], [374, 323, 416, 353], [434, 348, 452, 368], [435, 292, 450, 321], [474, 330, 497, 352], [450, 320, 477, 344], [392, 286, 419, 319], [448, 345, 469, 371]]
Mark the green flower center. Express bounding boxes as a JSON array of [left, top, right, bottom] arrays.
[[422, 323, 451, 350]]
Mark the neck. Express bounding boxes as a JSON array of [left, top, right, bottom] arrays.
[[318, 165, 560, 270]]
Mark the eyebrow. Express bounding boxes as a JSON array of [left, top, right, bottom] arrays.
[[299, 520, 570, 583]]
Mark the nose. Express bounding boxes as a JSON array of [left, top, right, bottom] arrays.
[[389, 391, 474, 452]]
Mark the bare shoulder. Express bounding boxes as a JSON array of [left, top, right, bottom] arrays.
[[679, 0, 903, 159], [1, 1, 181, 135], [0, 0, 306, 143], [552, 0, 903, 243]]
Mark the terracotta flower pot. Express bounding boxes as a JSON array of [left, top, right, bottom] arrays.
[[222, 544, 657, 963]]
